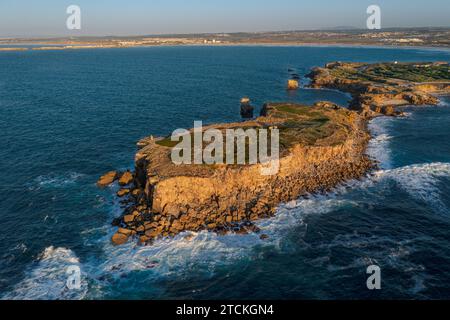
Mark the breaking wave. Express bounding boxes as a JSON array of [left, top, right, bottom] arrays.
[[27, 172, 85, 190], [7, 158, 450, 299], [2, 247, 87, 300], [367, 116, 394, 169], [373, 163, 450, 214]]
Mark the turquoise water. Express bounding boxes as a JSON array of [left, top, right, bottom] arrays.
[[0, 46, 450, 299]]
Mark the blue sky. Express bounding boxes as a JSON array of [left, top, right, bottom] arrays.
[[0, 0, 449, 37]]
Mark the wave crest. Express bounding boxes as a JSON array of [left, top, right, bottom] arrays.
[[2, 247, 87, 300]]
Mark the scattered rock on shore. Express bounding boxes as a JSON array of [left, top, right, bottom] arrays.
[[381, 105, 396, 116], [97, 171, 118, 188], [240, 97, 254, 118], [287, 79, 299, 90], [119, 171, 134, 186], [112, 232, 129, 245], [117, 188, 130, 197]]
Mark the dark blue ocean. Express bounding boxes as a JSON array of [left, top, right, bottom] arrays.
[[0, 46, 450, 299]]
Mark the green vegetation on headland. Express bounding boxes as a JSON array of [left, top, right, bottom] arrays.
[[308, 61, 450, 116], [154, 102, 349, 165], [364, 63, 450, 82], [328, 62, 450, 83], [264, 103, 348, 148]]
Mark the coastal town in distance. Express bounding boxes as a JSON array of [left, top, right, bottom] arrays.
[[1, 27, 450, 50]]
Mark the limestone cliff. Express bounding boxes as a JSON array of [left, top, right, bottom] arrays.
[[108, 102, 372, 244]]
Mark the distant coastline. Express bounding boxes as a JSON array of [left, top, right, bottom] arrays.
[[2, 27, 449, 51], [2, 42, 450, 53]]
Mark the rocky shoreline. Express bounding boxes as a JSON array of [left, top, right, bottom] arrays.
[[306, 61, 450, 117], [101, 101, 373, 245], [100, 61, 450, 246]]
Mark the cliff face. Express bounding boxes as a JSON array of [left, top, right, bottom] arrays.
[[306, 62, 450, 116], [142, 136, 369, 227], [122, 102, 372, 243]]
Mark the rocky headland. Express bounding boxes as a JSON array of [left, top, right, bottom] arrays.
[[306, 61, 450, 117], [102, 101, 372, 245], [100, 61, 450, 246]]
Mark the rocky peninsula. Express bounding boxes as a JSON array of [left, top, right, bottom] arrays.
[[307, 61, 450, 116], [101, 101, 372, 245], [99, 61, 450, 246]]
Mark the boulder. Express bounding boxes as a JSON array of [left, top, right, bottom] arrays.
[[132, 210, 140, 217], [240, 97, 254, 118], [131, 189, 141, 197], [371, 105, 383, 114], [314, 101, 340, 110], [163, 204, 181, 218], [111, 232, 129, 245], [119, 171, 134, 186], [403, 92, 438, 105], [97, 171, 118, 188], [381, 106, 396, 116], [139, 235, 150, 244], [359, 104, 376, 119], [117, 189, 130, 197], [207, 223, 217, 230], [118, 228, 133, 236], [145, 229, 161, 239], [123, 215, 135, 223], [170, 220, 184, 232], [287, 79, 299, 90]]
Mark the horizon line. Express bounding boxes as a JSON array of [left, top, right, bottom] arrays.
[[2, 26, 450, 40]]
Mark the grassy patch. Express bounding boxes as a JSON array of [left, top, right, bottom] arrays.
[[329, 63, 450, 83], [155, 103, 347, 164], [363, 63, 450, 82], [156, 137, 180, 148]]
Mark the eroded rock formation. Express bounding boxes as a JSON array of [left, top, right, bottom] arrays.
[[240, 97, 254, 118], [105, 101, 373, 245], [287, 79, 299, 90]]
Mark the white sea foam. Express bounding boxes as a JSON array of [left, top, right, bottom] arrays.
[[367, 116, 394, 169], [438, 99, 450, 107], [15, 162, 448, 299], [9, 159, 450, 299], [28, 172, 85, 190], [78, 194, 353, 298], [373, 162, 450, 214], [2, 246, 87, 300]]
